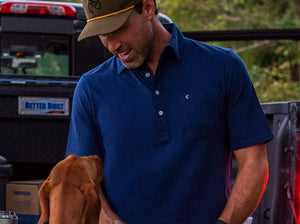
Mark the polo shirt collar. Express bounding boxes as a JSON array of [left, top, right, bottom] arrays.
[[117, 23, 184, 75], [163, 23, 184, 61]]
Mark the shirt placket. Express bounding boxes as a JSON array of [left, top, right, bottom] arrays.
[[134, 66, 170, 144]]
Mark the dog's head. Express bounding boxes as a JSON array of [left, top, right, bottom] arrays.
[[38, 154, 104, 224], [50, 154, 103, 188]]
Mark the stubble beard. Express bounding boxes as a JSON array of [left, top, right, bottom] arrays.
[[121, 23, 154, 69], [121, 43, 152, 69]]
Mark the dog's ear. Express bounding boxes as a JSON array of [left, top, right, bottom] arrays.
[[38, 180, 51, 224], [88, 155, 103, 187], [80, 183, 101, 224]]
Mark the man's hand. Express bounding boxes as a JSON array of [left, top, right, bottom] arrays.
[[99, 188, 125, 224]]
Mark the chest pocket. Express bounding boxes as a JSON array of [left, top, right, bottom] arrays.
[[181, 92, 219, 140]]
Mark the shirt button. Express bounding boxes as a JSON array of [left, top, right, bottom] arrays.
[[158, 110, 164, 116], [145, 72, 151, 78], [155, 90, 160, 95]]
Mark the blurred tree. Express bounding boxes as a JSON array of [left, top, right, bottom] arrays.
[[291, 0, 300, 81], [156, 0, 299, 30]]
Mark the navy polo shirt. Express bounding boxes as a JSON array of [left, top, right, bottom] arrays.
[[66, 24, 273, 224]]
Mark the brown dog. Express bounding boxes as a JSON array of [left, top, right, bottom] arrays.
[[38, 154, 124, 224]]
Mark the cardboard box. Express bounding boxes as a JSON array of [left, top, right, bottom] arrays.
[[6, 180, 45, 224]]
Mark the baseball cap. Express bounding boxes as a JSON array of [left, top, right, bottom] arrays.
[[78, 0, 143, 41]]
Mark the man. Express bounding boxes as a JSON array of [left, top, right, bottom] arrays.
[[66, 0, 274, 223]]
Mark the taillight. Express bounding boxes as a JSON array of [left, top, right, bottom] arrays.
[[0, 1, 75, 17]]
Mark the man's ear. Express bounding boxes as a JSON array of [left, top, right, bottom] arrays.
[[142, 0, 156, 19]]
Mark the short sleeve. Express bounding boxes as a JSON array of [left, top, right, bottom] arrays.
[[224, 50, 273, 150], [65, 76, 104, 158]]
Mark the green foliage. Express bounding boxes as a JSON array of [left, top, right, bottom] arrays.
[[250, 65, 300, 102], [157, 0, 299, 31], [27, 53, 69, 76]]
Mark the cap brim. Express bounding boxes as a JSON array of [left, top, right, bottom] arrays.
[[78, 8, 133, 41]]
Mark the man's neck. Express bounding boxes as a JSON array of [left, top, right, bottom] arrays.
[[146, 19, 172, 74]]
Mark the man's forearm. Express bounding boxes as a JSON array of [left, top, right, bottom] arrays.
[[218, 144, 268, 224]]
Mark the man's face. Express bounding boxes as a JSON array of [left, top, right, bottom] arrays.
[[99, 10, 153, 69]]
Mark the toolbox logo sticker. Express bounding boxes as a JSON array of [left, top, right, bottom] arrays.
[[18, 97, 69, 116], [14, 191, 31, 196]]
